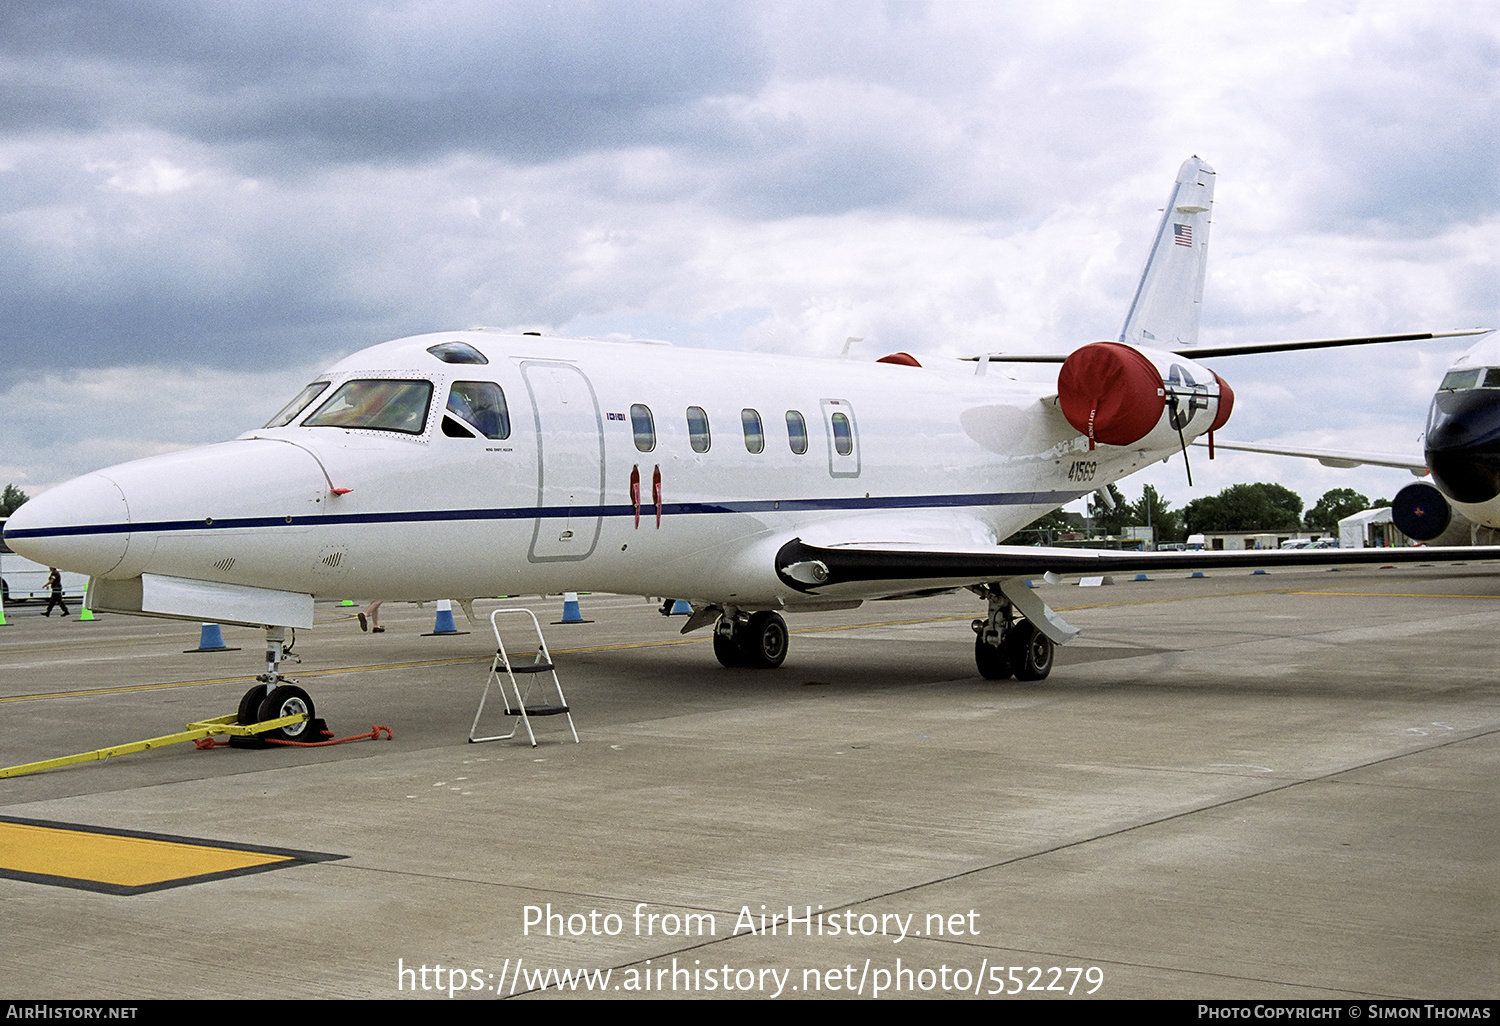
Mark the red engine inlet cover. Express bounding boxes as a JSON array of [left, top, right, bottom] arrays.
[[1210, 372, 1234, 432], [1058, 342, 1166, 448]]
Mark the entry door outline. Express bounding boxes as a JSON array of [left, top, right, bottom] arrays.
[[819, 398, 861, 479], [522, 361, 605, 562]]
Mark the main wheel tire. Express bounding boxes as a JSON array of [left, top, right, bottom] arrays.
[[742, 611, 788, 669], [1006, 622, 1054, 681], [713, 628, 745, 668], [256, 684, 316, 741], [974, 635, 1013, 680], [237, 684, 268, 725]]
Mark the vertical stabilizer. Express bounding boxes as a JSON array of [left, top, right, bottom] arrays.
[[1119, 156, 1215, 350]]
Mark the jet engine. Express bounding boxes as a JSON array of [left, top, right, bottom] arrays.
[[1057, 342, 1231, 451], [1391, 481, 1476, 545]]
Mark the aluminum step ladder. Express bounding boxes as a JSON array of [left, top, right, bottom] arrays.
[[469, 608, 579, 747]]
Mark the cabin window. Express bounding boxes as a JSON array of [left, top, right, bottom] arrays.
[[741, 409, 764, 454], [831, 412, 853, 456], [687, 406, 711, 453], [445, 381, 510, 439], [786, 410, 808, 454], [304, 379, 433, 434], [264, 382, 330, 428], [426, 341, 489, 365], [631, 404, 656, 452]]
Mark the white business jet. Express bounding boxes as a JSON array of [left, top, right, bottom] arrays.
[[5, 157, 1494, 739]]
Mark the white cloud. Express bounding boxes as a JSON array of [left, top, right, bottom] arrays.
[[90, 155, 202, 195]]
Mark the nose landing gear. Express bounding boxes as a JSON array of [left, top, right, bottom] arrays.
[[235, 626, 322, 743]]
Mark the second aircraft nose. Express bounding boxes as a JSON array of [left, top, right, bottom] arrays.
[[1426, 389, 1500, 504]]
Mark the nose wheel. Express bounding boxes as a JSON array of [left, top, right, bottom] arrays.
[[237, 684, 267, 725], [257, 685, 316, 742]]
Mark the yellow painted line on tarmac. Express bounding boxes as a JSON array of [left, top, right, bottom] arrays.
[[0, 815, 343, 894], [0, 675, 260, 703]]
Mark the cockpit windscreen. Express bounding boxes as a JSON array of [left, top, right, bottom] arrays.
[[303, 379, 433, 434], [1438, 368, 1500, 391]]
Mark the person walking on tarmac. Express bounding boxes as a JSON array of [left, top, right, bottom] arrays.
[[358, 599, 385, 633], [42, 568, 69, 617]]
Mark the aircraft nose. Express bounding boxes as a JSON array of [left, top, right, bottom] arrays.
[[1425, 390, 1500, 504], [2, 472, 132, 576]]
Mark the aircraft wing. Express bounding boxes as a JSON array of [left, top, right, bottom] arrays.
[[775, 537, 1500, 593], [966, 328, 1491, 363], [1194, 439, 1428, 475]]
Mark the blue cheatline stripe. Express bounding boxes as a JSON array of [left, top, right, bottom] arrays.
[[3, 490, 1087, 540]]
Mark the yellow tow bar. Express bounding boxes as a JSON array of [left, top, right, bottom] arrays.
[[0, 711, 307, 779]]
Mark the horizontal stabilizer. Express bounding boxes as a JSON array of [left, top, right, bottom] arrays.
[[1181, 328, 1492, 360], [964, 328, 1492, 365]]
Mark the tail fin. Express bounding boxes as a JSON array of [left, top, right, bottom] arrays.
[[1119, 156, 1215, 350]]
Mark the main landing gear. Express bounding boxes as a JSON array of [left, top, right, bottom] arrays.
[[236, 626, 319, 742], [713, 610, 789, 669], [971, 585, 1053, 682]]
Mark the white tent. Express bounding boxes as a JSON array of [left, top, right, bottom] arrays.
[[1338, 507, 1395, 549]]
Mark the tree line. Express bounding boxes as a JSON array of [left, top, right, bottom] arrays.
[[1015, 484, 1388, 544]]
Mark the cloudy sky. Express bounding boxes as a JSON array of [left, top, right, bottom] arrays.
[[2, 0, 1497, 519]]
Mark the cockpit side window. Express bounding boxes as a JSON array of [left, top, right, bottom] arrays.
[[264, 382, 330, 428], [445, 381, 511, 439], [303, 379, 433, 434], [1484, 369, 1500, 388]]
